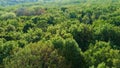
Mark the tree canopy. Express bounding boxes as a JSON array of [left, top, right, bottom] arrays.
[[0, 0, 120, 68]]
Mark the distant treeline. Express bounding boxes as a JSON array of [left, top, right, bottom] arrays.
[[1, 0, 120, 6]]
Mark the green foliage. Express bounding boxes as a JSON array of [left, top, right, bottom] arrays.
[[0, 12, 16, 20], [4, 41, 68, 68], [23, 22, 35, 33], [94, 22, 120, 48], [23, 28, 43, 43], [6, 24, 16, 32], [0, 0, 120, 68], [70, 23, 94, 51], [52, 37, 86, 68], [0, 41, 18, 64], [97, 62, 107, 68], [63, 39, 86, 68], [84, 41, 120, 67]]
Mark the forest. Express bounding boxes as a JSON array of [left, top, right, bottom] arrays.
[[0, 0, 120, 68]]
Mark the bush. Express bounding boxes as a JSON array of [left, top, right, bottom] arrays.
[[94, 23, 120, 48], [0, 12, 16, 20], [84, 41, 120, 67], [52, 37, 86, 68], [4, 41, 68, 68], [69, 23, 94, 51]]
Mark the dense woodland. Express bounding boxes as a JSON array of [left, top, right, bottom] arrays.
[[0, 0, 120, 68]]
